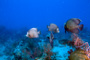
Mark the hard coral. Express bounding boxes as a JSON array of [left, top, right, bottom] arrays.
[[71, 33, 90, 59], [43, 43, 56, 60], [69, 49, 90, 60], [44, 43, 52, 60]]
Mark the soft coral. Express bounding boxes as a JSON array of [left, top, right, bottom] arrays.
[[43, 43, 55, 60], [72, 34, 85, 49], [74, 37, 84, 49], [72, 34, 90, 59]]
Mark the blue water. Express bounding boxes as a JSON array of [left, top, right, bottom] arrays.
[[0, 0, 90, 29], [0, 0, 90, 60]]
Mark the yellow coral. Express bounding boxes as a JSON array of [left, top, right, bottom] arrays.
[[70, 49, 90, 60]]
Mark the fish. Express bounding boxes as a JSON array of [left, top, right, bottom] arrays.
[[49, 32, 54, 48], [47, 23, 60, 33], [64, 18, 83, 33], [26, 28, 40, 38]]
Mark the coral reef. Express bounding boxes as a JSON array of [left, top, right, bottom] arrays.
[[69, 49, 90, 60], [12, 38, 43, 60], [43, 43, 55, 60], [68, 33, 90, 60], [0, 25, 90, 60]]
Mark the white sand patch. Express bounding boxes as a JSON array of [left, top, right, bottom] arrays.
[[52, 44, 74, 60]]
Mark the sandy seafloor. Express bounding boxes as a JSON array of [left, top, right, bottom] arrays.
[[0, 26, 90, 60]]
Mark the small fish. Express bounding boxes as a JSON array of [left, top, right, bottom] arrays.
[[64, 18, 83, 33], [26, 28, 40, 38], [49, 32, 54, 48], [47, 23, 60, 33]]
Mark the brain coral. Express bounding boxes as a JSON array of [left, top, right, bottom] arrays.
[[69, 49, 90, 60]]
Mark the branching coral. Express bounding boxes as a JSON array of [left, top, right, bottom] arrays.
[[43, 43, 56, 60], [43, 43, 53, 60]]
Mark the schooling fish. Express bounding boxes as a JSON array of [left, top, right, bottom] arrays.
[[47, 23, 60, 33], [64, 18, 83, 34], [26, 28, 40, 38]]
